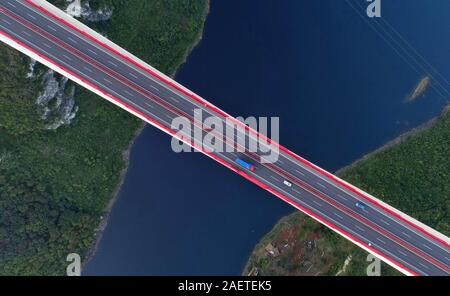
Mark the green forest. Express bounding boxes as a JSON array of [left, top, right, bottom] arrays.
[[0, 0, 208, 275]]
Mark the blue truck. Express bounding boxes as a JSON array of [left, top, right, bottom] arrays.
[[235, 158, 255, 172]]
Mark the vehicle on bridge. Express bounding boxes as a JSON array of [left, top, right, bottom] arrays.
[[235, 158, 255, 172], [283, 180, 292, 187], [355, 202, 367, 211]]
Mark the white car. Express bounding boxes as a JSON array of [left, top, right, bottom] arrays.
[[283, 180, 292, 187]]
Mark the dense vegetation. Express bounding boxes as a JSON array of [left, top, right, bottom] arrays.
[[243, 214, 359, 276], [0, 0, 208, 275], [244, 107, 450, 276], [339, 111, 450, 235], [0, 48, 43, 135]]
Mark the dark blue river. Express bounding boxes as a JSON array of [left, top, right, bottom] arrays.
[[84, 0, 450, 275]]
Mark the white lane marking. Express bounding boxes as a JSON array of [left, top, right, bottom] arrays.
[[68, 36, 78, 44], [292, 188, 301, 195], [445, 256, 450, 261], [398, 250, 408, 257], [295, 169, 305, 176], [270, 175, 281, 182], [278, 159, 284, 164], [7, 2, 16, 8], [129, 72, 138, 79], [144, 102, 154, 109], [402, 232, 411, 238], [124, 90, 134, 97], [108, 60, 118, 67], [337, 194, 348, 201], [150, 85, 159, 91], [21, 30, 31, 37], [42, 42, 52, 49], [422, 244, 432, 251], [170, 96, 179, 103], [62, 54, 72, 61], [103, 78, 113, 84], [334, 213, 344, 219], [380, 219, 390, 226], [82, 66, 93, 73], [316, 182, 327, 189], [312, 200, 323, 208], [47, 24, 57, 32], [88, 49, 98, 56], [1, 19, 12, 25], [165, 114, 173, 120], [27, 13, 36, 20], [419, 263, 430, 270], [355, 225, 365, 232], [376, 237, 386, 244]]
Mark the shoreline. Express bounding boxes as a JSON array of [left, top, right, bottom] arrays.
[[82, 1, 211, 268], [336, 103, 450, 175], [82, 121, 146, 268], [172, 0, 211, 78]]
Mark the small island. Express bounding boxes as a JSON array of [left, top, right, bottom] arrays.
[[407, 76, 430, 102]]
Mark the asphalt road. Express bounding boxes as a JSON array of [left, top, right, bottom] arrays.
[[1, 0, 449, 275]]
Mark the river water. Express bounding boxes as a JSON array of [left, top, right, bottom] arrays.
[[84, 0, 450, 275]]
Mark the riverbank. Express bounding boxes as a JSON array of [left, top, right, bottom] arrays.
[[0, 0, 209, 275], [336, 104, 450, 175], [243, 104, 450, 276], [82, 121, 146, 267], [83, 1, 210, 267]]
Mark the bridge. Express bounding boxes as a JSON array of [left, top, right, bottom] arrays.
[[0, 0, 449, 276]]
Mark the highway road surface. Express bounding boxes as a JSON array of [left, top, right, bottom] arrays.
[[0, 0, 449, 275]]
